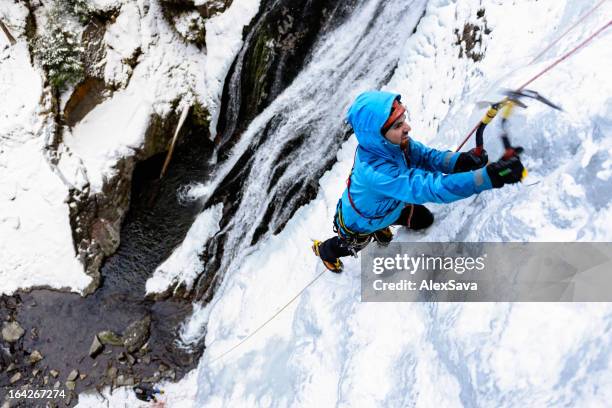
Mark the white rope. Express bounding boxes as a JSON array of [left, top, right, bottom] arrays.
[[207, 269, 326, 365]]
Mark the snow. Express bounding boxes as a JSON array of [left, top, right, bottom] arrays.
[[173, 10, 206, 43], [63, 78, 154, 192], [103, 1, 142, 88], [89, 0, 124, 12], [182, 0, 612, 407], [76, 368, 199, 408], [1, 0, 260, 295], [179, 301, 214, 347], [62, 0, 261, 194], [146, 203, 223, 295], [3, 0, 611, 404], [0, 7, 91, 295]]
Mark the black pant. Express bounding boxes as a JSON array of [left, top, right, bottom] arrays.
[[318, 204, 433, 262]]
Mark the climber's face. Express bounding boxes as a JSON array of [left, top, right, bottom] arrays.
[[384, 113, 411, 145]]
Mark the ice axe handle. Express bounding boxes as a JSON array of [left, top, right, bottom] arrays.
[[502, 146, 524, 160]]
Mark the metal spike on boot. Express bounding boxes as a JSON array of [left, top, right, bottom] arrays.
[[373, 227, 393, 246]]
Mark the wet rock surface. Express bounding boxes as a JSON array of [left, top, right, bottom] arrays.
[[454, 8, 491, 62], [122, 316, 151, 353], [190, 0, 359, 301], [216, 0, 359, 150], [0, 125, 214, 406], [65, 105, 186, 295], [0, 289, 198, 406], [63, 77, 107, 127]]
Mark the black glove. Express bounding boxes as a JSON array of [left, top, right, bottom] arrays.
[[453, 148, 488, 173], [486, 154, 525, 188]]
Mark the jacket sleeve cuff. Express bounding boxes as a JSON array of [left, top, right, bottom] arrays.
[[473, 168, 493, 192], [448, 152, 460, 173]]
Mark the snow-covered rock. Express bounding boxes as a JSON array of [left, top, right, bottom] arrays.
[[0, 0, 260, 295], [0, 3, 92, 294]]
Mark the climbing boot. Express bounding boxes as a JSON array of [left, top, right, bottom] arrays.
[[312, 240, 343, 273], [373, 227, 393, 246]]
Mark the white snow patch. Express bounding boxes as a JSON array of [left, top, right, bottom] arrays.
[[76, 368, 198, 408], [173, 10, 205, 43], [177, 182, 214, 204], [146, 203, 223, 295], [0, 39, 91, 294], [103, 2, 142, 88], [179, 301, 214, 347], [63, 78, 153, 192]]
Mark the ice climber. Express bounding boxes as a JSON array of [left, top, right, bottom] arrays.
[[312, 90, 526, 272], [133, 383, 164, 403]]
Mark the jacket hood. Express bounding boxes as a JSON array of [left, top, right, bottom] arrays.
[[346, 90, 401, 159]]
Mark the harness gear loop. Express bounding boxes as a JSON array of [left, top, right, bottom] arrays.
[[333, 200, 372, 257]]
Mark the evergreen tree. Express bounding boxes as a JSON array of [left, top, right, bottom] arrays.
[[33, 2, 85, 91]]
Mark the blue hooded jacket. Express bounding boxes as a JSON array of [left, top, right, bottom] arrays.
[[338, 90, 492, 234]]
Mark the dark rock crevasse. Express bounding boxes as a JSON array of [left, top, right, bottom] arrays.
[[216, 0, 360, 154]]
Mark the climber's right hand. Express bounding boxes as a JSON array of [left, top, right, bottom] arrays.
[[486, 152, 525, 188]]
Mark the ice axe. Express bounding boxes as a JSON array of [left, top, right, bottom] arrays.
[[472, 89, 562, 157], [499, 89, 562, 160], [501, 89, 563, 111]]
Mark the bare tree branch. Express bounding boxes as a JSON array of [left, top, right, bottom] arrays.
[[0, 17, 17, 46]]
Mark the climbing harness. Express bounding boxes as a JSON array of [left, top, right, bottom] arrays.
[[345, 134, 413, 222], [455, 16, 612, 152], [342, 140, 415, 256], [333, 200, 373, 257]]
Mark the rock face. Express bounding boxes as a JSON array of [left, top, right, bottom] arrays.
[[97, 330, 124, 347], [64, 104, 188, 294], [160, 0, 234, 46], [123, 316, 151, 353], [88, 335, 104, 357], [19, 0, 207, 294], [82, 15, 113, 79], [191, 0, 359, 299], [216, 0, 359, 149], [454, 8, 490, 62], [63, 78, 107, 127]]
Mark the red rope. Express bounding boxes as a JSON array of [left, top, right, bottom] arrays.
[[516, 19, 611, 91], [528, 0, 607, 64], [455, 18, 612, 152]]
